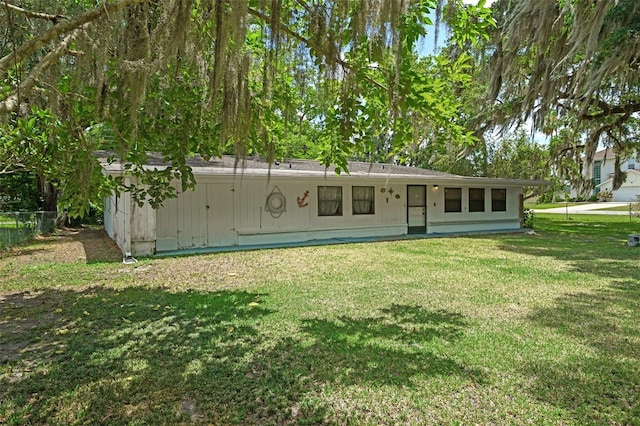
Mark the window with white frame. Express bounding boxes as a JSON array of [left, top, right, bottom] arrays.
[[491, 188, 507, 212], [628, 158, 636, 170], [468, 188, 485, 212], [318, 186, 343, 216], [352, 186, 375, 215], [444, 188, 462, 213]]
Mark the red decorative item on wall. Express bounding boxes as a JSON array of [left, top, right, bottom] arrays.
[[297, 190, 309, 207]]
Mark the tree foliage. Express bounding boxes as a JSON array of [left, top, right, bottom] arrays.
[[485, 0, 640, 195], [0, 171, 42, 211], [486, 131, 550, 200], [0, 0, 493, 215]]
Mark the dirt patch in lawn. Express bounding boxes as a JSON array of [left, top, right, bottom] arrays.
[[0, 229, 122, 364], [0, 290, 66, 364], [0, 227, 122, 265]]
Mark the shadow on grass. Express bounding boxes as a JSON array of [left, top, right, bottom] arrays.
[[252, 304, 479, 389], [0, 227, 121, 264], [0, 229, 56, 259], [67, 227, 122, 263], [0, 245, 50, 259], [291, 305, 481, 387], [1, 287, 275, 424], [524, 281, 640, 423], [0, 288, 475, 425], [496, 215, 640, 281]]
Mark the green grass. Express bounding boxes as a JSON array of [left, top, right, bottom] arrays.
[[1, 214, 640, 424], [525, 202, 583, 209], [593, 203, 640, 212]]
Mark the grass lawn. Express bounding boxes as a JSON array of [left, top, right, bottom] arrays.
[[592, 203, 640, 212], [524, 202, 583, 210], [1, 215, 640, 425]]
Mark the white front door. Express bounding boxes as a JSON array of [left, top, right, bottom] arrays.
[[407, 185, 426, 234]]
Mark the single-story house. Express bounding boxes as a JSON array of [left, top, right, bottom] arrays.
[[100, 153, 548, 257]]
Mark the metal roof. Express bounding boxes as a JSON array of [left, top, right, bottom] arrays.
[[98, 151, 549, 186]]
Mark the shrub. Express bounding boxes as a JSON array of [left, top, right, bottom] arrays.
[[596, 190, 613, 200], [523, 208, 535, 228], [65, 205, 103, 226]]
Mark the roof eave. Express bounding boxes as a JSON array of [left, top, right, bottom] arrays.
[[102, 163, 549, 186]]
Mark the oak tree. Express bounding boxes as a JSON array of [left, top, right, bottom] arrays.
[[0, 0, 492, 215]]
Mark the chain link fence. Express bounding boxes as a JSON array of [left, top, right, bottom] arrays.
[[0, 211, 57, 250]]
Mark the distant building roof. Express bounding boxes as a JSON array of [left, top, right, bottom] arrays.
[[594, 148, 615, 161]]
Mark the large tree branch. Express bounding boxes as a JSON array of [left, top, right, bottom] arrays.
[[0, 29, 81, 114], [0, 161, 27, 174], [2, 1, 67, 23], [582, 98, 640, 121], [0, 0, 144, 75]]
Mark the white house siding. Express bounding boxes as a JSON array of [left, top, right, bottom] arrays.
[[103, 195, 115, 239], [612, 187, 640, 202], [307, 177, 407, 237], [206, 183, 236, 246], [234, 176, 406, 246], [104, 191, 128, 256], [599, 170, 640, 202], [155, 192, 178, 251], [589, 150, 640, 201], [130, 199, 156, 256], [116, 175, 529, 256], [152, 175, 417, 253], [154, 179, 236, 252], [102, 184, 158, 257], [235, 178, 310, 242], [599, 158, 617, 183], [426, 185, 523, 234], [177, 185, 208, 249]]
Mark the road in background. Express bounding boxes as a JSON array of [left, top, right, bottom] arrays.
[[533, 202, 634, 216]]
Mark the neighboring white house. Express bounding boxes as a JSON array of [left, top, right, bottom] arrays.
[[589, 148, 640, 202], [100, 153, 548, 257]]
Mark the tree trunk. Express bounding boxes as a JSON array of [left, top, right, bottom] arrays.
[[36, 174, 57, 212]]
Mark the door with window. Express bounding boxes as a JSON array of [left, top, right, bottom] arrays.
[[407, 185, 426, 234]]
